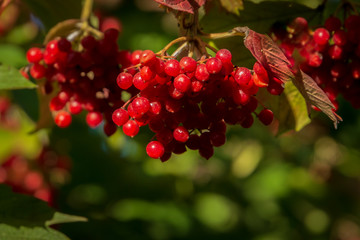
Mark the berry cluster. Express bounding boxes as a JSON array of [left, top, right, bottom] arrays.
[[0, 148, 71, 205], [112, 49, 276, 161], [272, 15, 360, 109], [25, 28, 133, 135]]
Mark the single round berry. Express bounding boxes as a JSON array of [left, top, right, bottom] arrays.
[[195, 64, 210, 81], [234, 67, 252, 87], [146, 141, 165, 159], [133, 72, 149, 90], [313, 28, 330, 45], [324, 16, 341, 32], [258, 109, 274, 126], [26, 47, 43, 63], [112, 108, 129, 126], [55, 111, 72, 128], [117, 72, 133, 89], [206, 57, 223, 74], [174, 74, 191, 93], [122, 119, 139, 137], [140, 65, 156, 82], [132, 97, 150, 117], [216, 49, 232, 63], [180, 56, 197, 72], [173, 126, 189, 143], [164, 59, 181, 77], [140, 50, 157, 66], [30, 64, 46, 79], [57, 38, 72, 52], [69, 100, 82, 114], [86, 111, 103, 128]]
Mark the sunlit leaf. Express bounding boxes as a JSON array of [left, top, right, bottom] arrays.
[[0, 65, 37, 90], [293, 71, 342, 128]]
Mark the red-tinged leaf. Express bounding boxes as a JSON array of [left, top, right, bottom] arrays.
[[154, 0, 206, 13], [242, 28, 293, 83], [293, 70, 342, 128], [219, 0, 243, 15]]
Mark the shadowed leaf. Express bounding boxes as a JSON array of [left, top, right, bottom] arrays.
[[219, 0, 243, 15]]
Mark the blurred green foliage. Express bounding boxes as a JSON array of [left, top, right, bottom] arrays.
[[1, 0, 360, 240]]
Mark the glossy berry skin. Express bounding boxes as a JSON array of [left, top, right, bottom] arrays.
[[173, 126, 189, 143], [86, 112, 103, 128], [195, 64, 210, 82], [132, 97, 150, 117], [234, 67, 252, 86], [216, 49, 232, 63], [146, 141, 165, 159], [174, 74, 191, 93], [112, 108, 129, 126], [313, 28, 330, 45], [258, 109, 274, 126], [206, 57, 223, 74], [55, 111, 72, 128], [140, 50, 157, 66], [164, 59, 181, 77], [69, 100, 82, 114], [122, 120, 139, 137], [30, 64, 46, 79], [180, 57, 197, 72], [117, 72, 133, 89], [26, 47, 43, 63]]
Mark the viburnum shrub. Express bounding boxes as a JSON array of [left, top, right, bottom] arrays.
[[24, 19, 133, 135], [271, 10, 360, 109], [22, 0, 342, 162]]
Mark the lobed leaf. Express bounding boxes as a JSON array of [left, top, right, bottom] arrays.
[[154, 0, 206, 13], [0, 65, 37, 90]]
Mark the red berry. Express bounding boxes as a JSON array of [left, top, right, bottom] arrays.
[[173, 126, 189, 143], [133, 72, 149, 90], [258, 109, 274, 126], [112, 108, 129, 126], [174, 74, 191, 93], [30, 64, 46, 79], [117, 72, 133, 89], [164, 59, 181, 77], [206, 57, 223, 74], [324, 16, 341, 32], [180, 56, 197, 72], [195, 64, 210, 81], [131, 50, 143, 65], [216, 49, 232, 63], [69, 100, 82, 114], [140, 50, 157, 66], [234, 67, 252, 87], [146, 141, 165, 159], [332, 30, 347, 46], [26, 47, 43, 63], [86, 111, 103, 128], [132, 97, 150, 117], [122, 120, 139, 137], [55, 111, 72, 128], [313, 28, 330, 45], [57, 38, 72, 52], [210, 131, 226, 147]]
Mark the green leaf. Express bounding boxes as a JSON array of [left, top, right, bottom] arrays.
[[22, 0, 82, 31], [219, 0, 243, 15], [0, 44, 27, 68], [0, 65, 37, 90], [0, 184, 87, 230], [0, 224, 70, 240], [283, 81, 311, 131], [45, 212, 87, 227], [256, 82, 311, 134]]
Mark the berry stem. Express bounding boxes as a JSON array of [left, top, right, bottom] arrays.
[[81, 0, 94, 22], [199, 27, 248, 39], [157, 36, 187, 56]]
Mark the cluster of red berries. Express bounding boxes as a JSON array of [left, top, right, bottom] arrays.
[[0, 148, 71, 205], [112, 49, 275, 161], [25, 28, 133, 135], [272, 15, 360, 109]]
